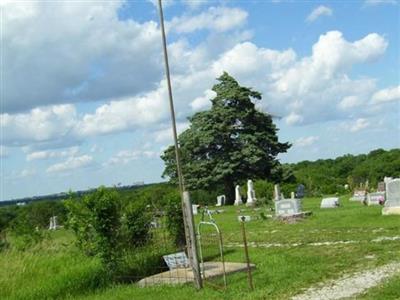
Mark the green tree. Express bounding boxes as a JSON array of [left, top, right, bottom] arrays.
[[162, 72, 290, 203]]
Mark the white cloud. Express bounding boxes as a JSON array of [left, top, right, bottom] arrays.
[[181, 0, 206, 9], [190, 89, 216, 111], [339, 95, 363, 110], [169, 6, 248, 33], [154, 122, 189, 143], [1, 105, 79, 147], [105, 149, 158, 166], [285, 112, 304, 126], [306, 6, 333, 22], [46, 155, 93, 173], [295, 136, 319, 147], [349, 118, 370, 132], [3, 1, 162, 113], [26, 147, 79, 161], [364, 0, 397, 6], [0, 28, 391, 150], [371, 86, 400, 103]]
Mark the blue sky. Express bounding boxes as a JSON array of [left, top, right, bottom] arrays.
[[1, 0, 399, 200]]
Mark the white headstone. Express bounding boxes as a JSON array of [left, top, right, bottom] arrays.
[[49, 216, 58, 230], [290, 192, 295, 199], [234, 185, 243, 206], [384, 177, 393, 184], [320, 197, 340, 208], [382, 179, 400, 215], [246, 180, 256, 207], [274, 184, 281, 201], [163, 252, 189, 270], [192, 204, 199, 215], [216, 195, 225, 206], [275, 199, 302, 216], [350, 190, 366, 202], [366, 192, 385, 206]]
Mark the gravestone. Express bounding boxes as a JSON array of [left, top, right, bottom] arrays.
[[344, 184, 349, 190], [320, 197, 339, 208], [382, 178, 400, 215], [366, 192, 385, 206], [234, 185, 243, 206], [274, 184, 281, 201], [49, 216, 58, 230], [296, 184, 305, 198], [275, 199, 302, 216], [384, 177, 393, 184], [377, 181, 386, 192], [216, 195, 226, 206], [163, 252, 190, 270], [350, 189, 366, 202], [246, 180, 256, 207], [192, 204, 200, 215], [290, 192, 295, 199]]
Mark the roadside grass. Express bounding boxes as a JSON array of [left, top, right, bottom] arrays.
[[355, 274, 400, 299], [1, 195, 399, 299]]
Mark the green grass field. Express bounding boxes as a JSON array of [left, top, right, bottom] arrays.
[[1, 196, 399, 300]]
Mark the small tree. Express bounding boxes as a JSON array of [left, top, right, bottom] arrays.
[[65, 187, 121, 273], [162, 72, 290, 203]]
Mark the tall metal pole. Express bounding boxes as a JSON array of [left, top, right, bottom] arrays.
[[157, 0, 202, 289], [157, 0, 184, 194]]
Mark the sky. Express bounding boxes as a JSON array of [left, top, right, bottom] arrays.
[[1, 0, 399, 201]]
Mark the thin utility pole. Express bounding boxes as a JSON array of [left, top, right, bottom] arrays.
[[157, 0, 202, 289], [157, 0, 184, 194]]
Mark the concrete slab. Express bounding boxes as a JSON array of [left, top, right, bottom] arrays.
[[138, 262, 255, 287], [382, 207, 400, 216]]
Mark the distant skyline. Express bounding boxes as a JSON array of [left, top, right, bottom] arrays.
[[1, 0, 399, 200]]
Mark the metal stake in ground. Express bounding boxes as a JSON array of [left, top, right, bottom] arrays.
[[240, 216, 254, 290]]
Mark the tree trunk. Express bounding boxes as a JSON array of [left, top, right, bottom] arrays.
[[224, 180, 235, 205]]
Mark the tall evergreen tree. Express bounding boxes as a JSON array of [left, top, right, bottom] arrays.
[[161, 72, 290, 204]]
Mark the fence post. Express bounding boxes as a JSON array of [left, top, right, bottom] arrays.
[[183, 191, 203, 289], [240, 219, 254, 290]]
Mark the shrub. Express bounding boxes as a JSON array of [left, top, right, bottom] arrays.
[[164, 190, 186, 249], [124, 200, 152, 248], [65, 187, 121, 274]]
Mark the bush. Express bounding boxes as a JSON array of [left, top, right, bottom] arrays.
[[124, 200, 152, 248], [164, 190, 185, 248], [65, 187, 121, 274]]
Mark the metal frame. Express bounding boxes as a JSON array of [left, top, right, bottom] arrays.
[[197, 220, 227, 287]]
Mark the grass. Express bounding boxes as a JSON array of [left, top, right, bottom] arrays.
[[1, 195, 399, 299]]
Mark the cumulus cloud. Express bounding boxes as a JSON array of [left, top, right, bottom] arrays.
[[0, 25, 392, 151], [349, 118, 370, 132], [339, 95, 364, 110], [190, 89, 216, 111], [306, 6, 333, 22], [46, 155, 93, 173], [3, 1, 163, 113], [26, 147, 79, 161], [295, 136, 319, 147], [169, 6, 248, 33], [371, 86, 400, 103], [105, 150, 158, 166], [1, 105, 79, 147], [153, 122, 189, 143]]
